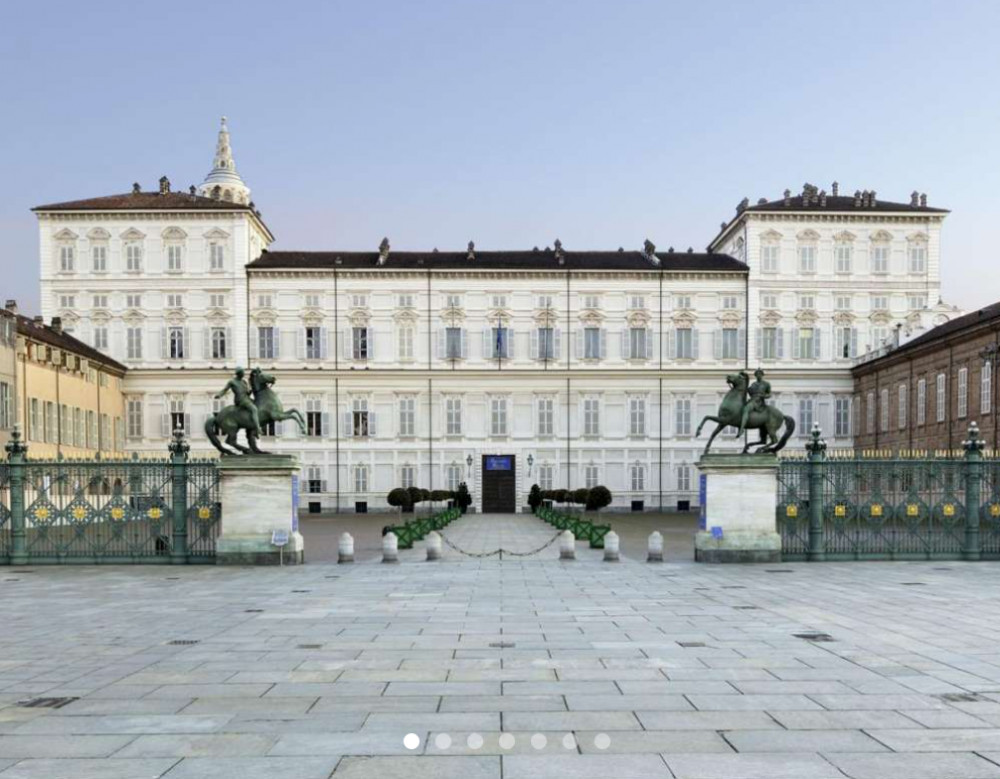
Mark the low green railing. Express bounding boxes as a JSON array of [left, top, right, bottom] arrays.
[[535, 506, 611, 549], [385, 507, 461, 549]]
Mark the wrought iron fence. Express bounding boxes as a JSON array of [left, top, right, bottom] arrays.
[[0, 429, 220, 564], [779, 422, 998, 561]]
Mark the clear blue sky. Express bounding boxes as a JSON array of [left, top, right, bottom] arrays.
[[2, 0, 998, 315]]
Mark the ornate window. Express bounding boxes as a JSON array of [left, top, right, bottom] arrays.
[[630, 462, 645, 492], [537, 396, 554, 437], [209, 242, 225, 271], [675, 398, 692, 436], [908, 235, 928, 273], [584, 464, 599, 489], [799, 398, 814, 433], [983, 362, 993, 415], [866, 391, 875, 434], [677, 464, 691, 492], [445, 396, 462, 436], [958, 367, 968, 418], [760, 231, 781, 272], [796, 230, 819, 273], [629, 396, 646, 436], [835, 397, 851, 437], [917, 379, 926, 426], [126, 327, 143, 360], [446, 464, 462, 492], [582, 396, 600, 436], [936, 373, 946, 422], [880, 389, 889, 433], [398, 325, 414, 361], [898, 384, 908, 429], [398, 396, 416, 437], [125, 243, 143, 272], [490, 396, 508, 436], [353, 465, 369, 494], [538, 464, 554, 491]]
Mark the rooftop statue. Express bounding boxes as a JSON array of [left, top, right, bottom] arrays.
[[696, 368, 796, 455], [206, 367, 306, 455]]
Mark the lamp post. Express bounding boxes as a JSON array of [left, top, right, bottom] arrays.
[[466, 453, 473, 477], [527, 453, 534, 477]]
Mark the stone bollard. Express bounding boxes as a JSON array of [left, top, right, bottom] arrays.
[[603, 530, 620, 562], [426, 531, 442, 561], [559, 530, 576, 561], [647, 531, 664, 563], [338, 532, 354, 564], [382, 532, 399, 564]]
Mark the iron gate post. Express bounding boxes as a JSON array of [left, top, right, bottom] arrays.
[[5, 429, 27, 565], [168, 427, 190, 565], [963, 422, 985, 561], [806, 423, 827, 562]]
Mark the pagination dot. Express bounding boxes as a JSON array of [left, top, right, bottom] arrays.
[[499, 733, 516, 750], [434, 733, 452, 750], [403, 733, 420, 750], [594, 733, 611, 750], [562, 733, 577, 750], [531, 733, 547, 750], [467, 733, 484, 750]]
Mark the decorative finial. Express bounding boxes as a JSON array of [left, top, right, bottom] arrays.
[[963, 421, 985, 453], [132, 182, 141, 194], [158, 176, 170, 195], [643, 239, 656, 257], [169, 425, 190, 459], [4, 426, 26, 457], [806, 423, 827, 456], [467, 240, 475, 261], [377, 237, 390, 265]]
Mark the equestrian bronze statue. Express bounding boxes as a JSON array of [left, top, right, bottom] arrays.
[[206, 367, 306, 455], [696, 369, 795, 455]]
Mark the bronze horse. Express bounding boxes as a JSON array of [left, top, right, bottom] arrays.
[[205, 368, 306, 455], [696, 371, 796, 455]]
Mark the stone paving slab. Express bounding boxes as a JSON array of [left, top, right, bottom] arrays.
[[7, 513, 1000, 776]]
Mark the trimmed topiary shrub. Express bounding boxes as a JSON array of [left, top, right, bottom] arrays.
[[407, 486, 423, 506], [528, 484, 543, 513], [430, 489, 452, 502], [572, 488, 590, 506], [585, 485, 612, 512], [387, 487, 411, 512], [554, 489, 569, 504]]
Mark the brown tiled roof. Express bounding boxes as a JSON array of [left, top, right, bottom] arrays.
[[32, 191, 253, 212], [248, 249, 747, 273], [744, 194, 948, 215], [881, 301, 1000, 357], [15, 315, 127, 374]]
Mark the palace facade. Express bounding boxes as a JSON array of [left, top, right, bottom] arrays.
[[34, 120, 959, 511]]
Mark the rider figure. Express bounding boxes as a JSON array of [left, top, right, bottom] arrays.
[[215, 367, 262, 437], [737, 367, 771, 437]]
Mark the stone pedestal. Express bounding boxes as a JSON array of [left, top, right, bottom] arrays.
[[216, 455, 304, 565], [695, 453, 780, 564]]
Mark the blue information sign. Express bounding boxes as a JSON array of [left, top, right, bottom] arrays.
[[485, 456, 513, 471], [291, 474, 300, 532], [698, 473, 707, 530]]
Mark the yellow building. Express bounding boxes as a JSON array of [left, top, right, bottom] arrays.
[[6, 302, 127, 458], [0, 305, 15, 451]]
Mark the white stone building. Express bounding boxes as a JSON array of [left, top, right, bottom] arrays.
[[34, 121, 958, 512]]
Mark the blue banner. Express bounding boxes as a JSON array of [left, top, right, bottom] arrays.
[[485, 455, 513, 471], [291, 474, 300, 532], [698, 473, 707, 530]]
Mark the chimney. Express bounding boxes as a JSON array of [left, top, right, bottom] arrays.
[[377, 237, 390, 266], [50, 316, 62, 334], [132, 182, 141, 194], [819, 189, 827, 207], [757, 197, 767, 205], [783, 189, 791, 207], [870, 190, 877, 207], [158, 176, 171, 195], [853, 190, 862, 207], [910, 191, 919, 207], [920, 193, 927, 207], [467, 240, 475, 261], [189, 185, 197, 196], [33, 315, 43, 325], [3, 299, 16, 314], [554, 238, 564, 263], [831, 181, 839, 196]]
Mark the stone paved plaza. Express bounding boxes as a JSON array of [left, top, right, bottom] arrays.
[[4, 514, 1000, 777]]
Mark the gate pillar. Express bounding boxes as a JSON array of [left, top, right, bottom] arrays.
[[963, 422, 985, 561], [806, 424, 827, 562], [5, 429, 27, 566]]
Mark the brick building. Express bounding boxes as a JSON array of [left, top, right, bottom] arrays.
[[852, 301, 1000, 452]]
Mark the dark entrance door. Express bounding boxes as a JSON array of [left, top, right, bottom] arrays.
[[482, 455, 516, 513]]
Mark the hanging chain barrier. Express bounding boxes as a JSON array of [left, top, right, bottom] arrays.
[[438, 528, 564, 559]]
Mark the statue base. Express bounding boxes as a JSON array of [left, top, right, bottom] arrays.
[[216, 455, 304, 565], [695, 453, 781, 564]]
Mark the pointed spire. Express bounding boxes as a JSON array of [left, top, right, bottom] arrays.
[[197, 116, 251, 204]]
